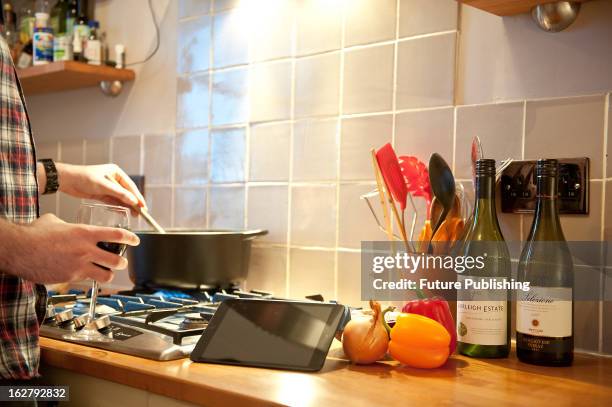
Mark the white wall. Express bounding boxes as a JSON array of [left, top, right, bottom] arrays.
[[27, 0, 177, 141], [457, 0, 612, 104]]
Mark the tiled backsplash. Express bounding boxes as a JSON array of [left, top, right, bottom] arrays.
[[33, 0, 611, 353]]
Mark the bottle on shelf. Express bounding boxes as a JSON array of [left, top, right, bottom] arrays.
[[19, 3, 35, 46], [72, 30, 85, 62], [84, 19, 100, 65], [517, 159, 574, 367], [456, 158, 511, 358], [66, 0, 77, 36], [73, 0, 90, 40], [2, 2, 19, 60], [33, 26, 53, 65], [50, 0, 69, 36], [17, 40, 33, 68]]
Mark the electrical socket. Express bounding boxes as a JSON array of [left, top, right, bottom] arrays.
[[500, 158, 589, 215]]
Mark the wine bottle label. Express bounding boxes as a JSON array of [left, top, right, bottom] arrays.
[[517, 286, 572, 337], [456, 276, 507, 346]]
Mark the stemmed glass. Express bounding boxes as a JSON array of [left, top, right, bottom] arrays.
[[63, 203, 129, 343]]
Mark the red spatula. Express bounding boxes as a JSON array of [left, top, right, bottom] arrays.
[[375, 143, 410, 251]]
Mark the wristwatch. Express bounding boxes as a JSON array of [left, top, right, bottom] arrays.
[[39, 158, 59, 195]]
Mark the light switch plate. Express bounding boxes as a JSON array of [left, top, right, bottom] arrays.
[[500, 158, 589, 215]]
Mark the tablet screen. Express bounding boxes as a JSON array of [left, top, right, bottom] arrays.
[[191, 300, 345, 371]]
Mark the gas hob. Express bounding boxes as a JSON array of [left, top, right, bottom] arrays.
[[40, 287, 276, 360]]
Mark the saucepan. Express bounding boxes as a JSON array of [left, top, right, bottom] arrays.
[[126, 230, 267, 289]]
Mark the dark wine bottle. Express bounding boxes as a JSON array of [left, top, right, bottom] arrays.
[[517, 159, 573, 366], [456, 159, 511, 358]]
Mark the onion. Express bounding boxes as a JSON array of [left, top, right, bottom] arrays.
[[342, 300, 390, 364]]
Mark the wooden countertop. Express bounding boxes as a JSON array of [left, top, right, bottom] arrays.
[[40, 337, 612, 407]]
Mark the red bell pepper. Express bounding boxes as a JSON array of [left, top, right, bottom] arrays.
[[401, 297, 456, 353]]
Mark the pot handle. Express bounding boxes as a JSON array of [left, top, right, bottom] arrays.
[[241, 229, 268, 240]]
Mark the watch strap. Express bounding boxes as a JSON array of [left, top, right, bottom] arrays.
[[39, 158, 59, 195]]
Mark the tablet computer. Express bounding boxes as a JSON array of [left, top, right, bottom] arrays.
[[190, 299, 346, 372]]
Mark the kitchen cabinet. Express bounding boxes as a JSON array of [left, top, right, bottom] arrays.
[[16, 61, 135, 96], [457, 0, 591, 16]]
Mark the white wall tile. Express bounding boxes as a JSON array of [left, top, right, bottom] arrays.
[[174, 187, 206, 229], [250, 61, 292, 123], [247, 185, 288, 243], [340, 115, 392, 181], [455, 102, 524, 179], [249, 123, 290, 182], [111, 136, 141, 176], [209, 186, 245, 229], [295, 53, 340, 118], [177, 74, 209, 129], [212, 68, 248, 126], [213, 10, 249, 68], [247, 246, 287, 297], [249, 1, 294, 62], [293, 119, 338, 182], [175, 129, 209, 185], [177, 15, 211, 74], [399, 0, 457, 38], [338, 183, 383, 249], [144, 187, 173, 229], [144, 134, 174, 185], [291, 185, 337, 247], [345, 0, 396, 46], [211, 128, 245, 183], [525, 95, 606, 178], [396, 33, 456, 109], [395, 107, 454, 168], [343, 44, 394, 114], [295, 0, 342, 55], [288, 248, 335, 300], [84, 139, 110, 165]]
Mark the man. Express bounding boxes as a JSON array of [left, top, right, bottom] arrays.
[[0, 28, 142, 380]]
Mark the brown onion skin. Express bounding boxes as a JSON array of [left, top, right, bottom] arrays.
[[342, 300, 389, 364]]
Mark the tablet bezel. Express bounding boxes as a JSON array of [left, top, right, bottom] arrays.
[[190, 299, 345, 372]]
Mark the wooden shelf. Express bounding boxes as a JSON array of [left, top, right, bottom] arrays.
[[16, 61, 135, 95], [457, 0, 591, 16]]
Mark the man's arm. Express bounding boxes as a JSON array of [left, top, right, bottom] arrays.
[[0, 214, 139, 284], [36, 161, 146, 211], [36, 161, 47, 196]]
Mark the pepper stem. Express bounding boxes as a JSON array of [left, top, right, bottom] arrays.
[[381, 306, 395, 338]]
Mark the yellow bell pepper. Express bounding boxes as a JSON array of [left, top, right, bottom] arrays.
[[388, 313, 451, 369]]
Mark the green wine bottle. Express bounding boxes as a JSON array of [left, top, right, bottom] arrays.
[[517, 159, 573, 366], [456, 159, 511, 358]]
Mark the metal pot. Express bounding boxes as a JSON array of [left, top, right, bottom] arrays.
[[126, 230, 267, 289]]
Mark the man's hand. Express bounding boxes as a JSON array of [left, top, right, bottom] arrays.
[[50, 163, 146, 212], [0, 214, 140, 284]]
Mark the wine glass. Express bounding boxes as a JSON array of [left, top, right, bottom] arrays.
[[63, 202, 129, 343]]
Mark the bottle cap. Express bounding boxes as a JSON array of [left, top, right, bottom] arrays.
[[475, 158, 496, 176], [536, 159, 558, 177], [88, 20, 99, 29]]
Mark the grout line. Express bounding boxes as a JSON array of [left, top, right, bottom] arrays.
[[206, 8, 215, 230], [457, 91, 608, 109], [284, 7, 298, 299], [174, 105, 456, 134], [332, 0, 348, 300], [390, 0, 400, 150], [170, 133, 176, 229], [598, 92, 609, 353]]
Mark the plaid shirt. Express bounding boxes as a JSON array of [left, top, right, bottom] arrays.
[[0, 37, 47, 380]]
